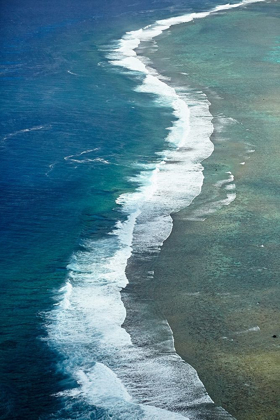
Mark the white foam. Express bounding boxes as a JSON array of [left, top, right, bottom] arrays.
[[64, 148, 99, 161], [109, 0, 264, 76], [67, 70, 79, 75], [2, 125, 48, 141], [186, 171, 236, 221], [63, 149, 110, 165], [47, 210, 215, 418], [57, 363, 192, 419], [45, 161, 58, 177], [215, 173, 235, 188], [234, 326, 261, 334], [47, 1, 264, 418]]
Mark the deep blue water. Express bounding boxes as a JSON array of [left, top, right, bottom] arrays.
[[0, 1, 265, 419]]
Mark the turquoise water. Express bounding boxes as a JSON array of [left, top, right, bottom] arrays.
[[1, 0, 278, 419]]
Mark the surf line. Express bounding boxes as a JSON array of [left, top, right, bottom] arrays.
[[104, 0, 265, 406], [109, 0, 264, 75], [106, 0, 266, 247], [46, 2, 264, 419], [108, 0, 265, 181]]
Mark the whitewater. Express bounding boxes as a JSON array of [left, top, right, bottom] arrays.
[[46, 1, 264, 419]]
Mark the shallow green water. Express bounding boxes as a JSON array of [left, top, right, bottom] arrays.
[[151, 2, 280, 419]]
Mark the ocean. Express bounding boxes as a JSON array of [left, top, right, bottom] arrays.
[[0, 0, 279, 419]]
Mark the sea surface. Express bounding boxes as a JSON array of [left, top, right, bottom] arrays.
[[0, 0, 279, 419]]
